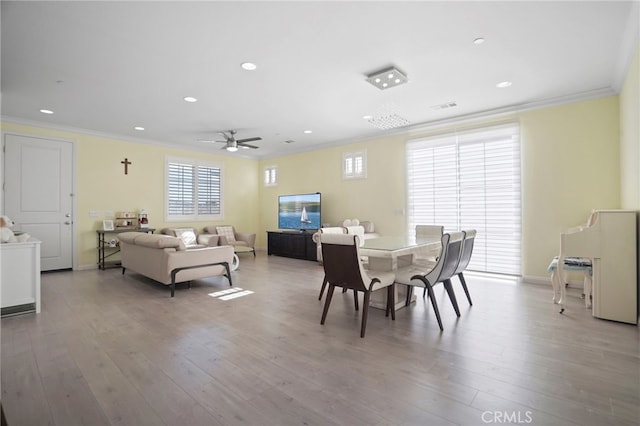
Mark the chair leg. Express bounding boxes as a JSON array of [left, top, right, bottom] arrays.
[[353, 289, 359, 311], [388, 284, 396, 320], [417, 276, 443, 331], [443, 279, 461, 317], [458, 273, 472, 306], [321, 285, 335, 325], [361, 291, 371, 338], [405, 285, 414, 307], [318, 276, 328, 300]]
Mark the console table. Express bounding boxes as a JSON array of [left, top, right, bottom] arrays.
[[97, 228, 155, 269], [267, 231, 317, 261]]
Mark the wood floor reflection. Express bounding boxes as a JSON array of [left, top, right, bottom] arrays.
[[2, 252, 639, 426]]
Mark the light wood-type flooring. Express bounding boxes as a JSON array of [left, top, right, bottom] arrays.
[[2, 252, 639, 426]]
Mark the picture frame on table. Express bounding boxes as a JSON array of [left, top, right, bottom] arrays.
[[102, 220, 114, 231]]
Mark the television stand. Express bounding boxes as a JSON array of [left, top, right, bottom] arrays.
[[267, 231, 317, 261]]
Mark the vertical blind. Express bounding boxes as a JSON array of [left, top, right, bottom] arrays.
[[406, 123, 521, 275], [167, 159, 222, 219]]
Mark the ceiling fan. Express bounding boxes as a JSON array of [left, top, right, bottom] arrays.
[[200, 130, 262, 152]]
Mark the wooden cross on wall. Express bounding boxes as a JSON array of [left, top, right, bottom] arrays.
[[121, 158, 132, 175]]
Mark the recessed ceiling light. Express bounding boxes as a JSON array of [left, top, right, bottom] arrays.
[[183, 96, 198, 102], [39, 109, 54, 114], [303, 130, 312, 134], [241, 62, 257, 71], [496, 81, 513, 88], [473, 37, 485, 45], [362, 115, 373, 120], [134, 126, 145, 131]]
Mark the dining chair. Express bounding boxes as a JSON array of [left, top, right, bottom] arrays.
[[317, 227, 347, 301], [452, 229, 476, 306], [414, 225, 444, 263], [320, 233, 396, 338], [394, 231, 465, 331]]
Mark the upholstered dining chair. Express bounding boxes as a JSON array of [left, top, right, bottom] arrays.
[[394, 231, 465, 331], [452, 229, 477, 306], [414, 225, 444, 263], [316, 227, 347, 300], [320, 233, 396, 338]]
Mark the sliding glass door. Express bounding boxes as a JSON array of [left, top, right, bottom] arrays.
[[406, 123, 521, 275]]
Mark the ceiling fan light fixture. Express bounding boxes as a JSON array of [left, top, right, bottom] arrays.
[[366, 66, 408, 90], [226, 145, 238, 152]]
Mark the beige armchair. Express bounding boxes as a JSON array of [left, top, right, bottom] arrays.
[[203, 225, 256, 256]]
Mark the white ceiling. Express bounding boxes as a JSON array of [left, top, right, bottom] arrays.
[[2, 1, 638, 159]]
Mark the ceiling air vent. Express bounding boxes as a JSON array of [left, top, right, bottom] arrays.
[[367, 114, 411, 130]]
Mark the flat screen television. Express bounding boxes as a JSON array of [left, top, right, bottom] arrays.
[[278, 192, 321, 231]]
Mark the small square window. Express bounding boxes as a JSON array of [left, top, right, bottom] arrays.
[[343, 150, 366, 179], [264, 166, 278, 186]]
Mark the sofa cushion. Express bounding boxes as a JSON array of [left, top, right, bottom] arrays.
[[122, 232, 186, 251], [216, 226, 236, 242], [173, 228, 197, 246], [342, 218, 360, 227], [360, 221, 374, 233]]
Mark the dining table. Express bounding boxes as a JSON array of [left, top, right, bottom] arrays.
[[360, 235, 441, 311]]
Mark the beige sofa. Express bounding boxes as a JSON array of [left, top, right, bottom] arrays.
[[119, 232, 234, 297], [203, 225, 256, 255]]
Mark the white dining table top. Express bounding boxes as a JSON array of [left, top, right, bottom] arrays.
[[361, 236, 440, 253]]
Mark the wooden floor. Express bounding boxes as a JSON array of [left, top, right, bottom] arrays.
[[1, 253, 639, 426]]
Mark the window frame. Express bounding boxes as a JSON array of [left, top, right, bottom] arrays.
[[406, 122, 522, 276], [264, 165, 278, 186], [164, 156, 224, 222], [342, 150, 367, 179]]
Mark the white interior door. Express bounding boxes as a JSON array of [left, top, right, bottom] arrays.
[[3, 134, 74, 271]]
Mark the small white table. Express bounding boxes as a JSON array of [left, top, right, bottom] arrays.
[[231, 246, 254, 271], [1, 238, 42, 316], [361, 236, 440, 310]]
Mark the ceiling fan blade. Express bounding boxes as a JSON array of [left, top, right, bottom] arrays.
[[236, 137, 262, 143], [238, 142, 259, 149], [198, 139, 226, 143]]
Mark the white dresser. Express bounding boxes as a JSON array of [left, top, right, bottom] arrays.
[[560, 210, 638, 324], [0, 238, 41, 316]]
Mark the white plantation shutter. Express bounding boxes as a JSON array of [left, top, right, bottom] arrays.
[[197, 166, 221, 215], [167, 162, 195, 216], [166, 157, 223, 221], [407, 123, 521, 275]]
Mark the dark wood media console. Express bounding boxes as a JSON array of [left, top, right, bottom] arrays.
[[267, 231, 317, 261]]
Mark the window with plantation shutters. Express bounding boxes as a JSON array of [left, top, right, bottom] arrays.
[[166, 157, 223, 221], [406, 123, 521, 275], [343, 150, 367, 179], [264, 166, 278, 186]]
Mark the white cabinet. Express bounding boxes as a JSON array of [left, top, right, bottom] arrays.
[[1, 238, 41, 316]]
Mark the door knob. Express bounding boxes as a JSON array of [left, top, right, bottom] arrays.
[[64, 221, 72, 225]]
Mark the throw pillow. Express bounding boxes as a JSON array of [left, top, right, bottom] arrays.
[[216, 226, 236, 242], [174, 228, 197, 246]]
